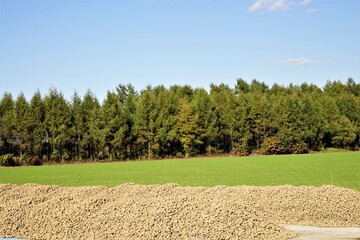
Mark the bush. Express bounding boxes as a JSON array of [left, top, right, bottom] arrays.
[[0, 154, 20, 166], [290, 142, 309, 154], [261, 136, 284, 155], [51, 150, 61, 162], [62, 151, 70, 161], [206, 145, 223, 156], [230, 146, 249, 156], [30, 156, 42, 166]]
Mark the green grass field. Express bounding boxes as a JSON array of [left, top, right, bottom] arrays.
[[0, 152, 359, 190]]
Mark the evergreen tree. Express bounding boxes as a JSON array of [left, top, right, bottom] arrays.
[[0, 93, 15, 155], [43, 88, 72, 162], [82, 90, 102, 159], [13, 93, 31, 157], [208, 84, 235, 153], [247, 92, 273, 151], [177, 103, 203, 157], [234, 78, 250, 95], [71, 92, 84, 160], [28, 91, 46, 158], [232, 91, 252, 155], [152, 85, 173, 157], [102, 91, 123, 159], [1, 78, 360, 163], [134, 86, 156, 159], [192, 88, 212, 154], [116, 84, 138, 159]]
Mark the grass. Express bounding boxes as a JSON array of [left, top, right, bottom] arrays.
[[0, 152, 359, 191]]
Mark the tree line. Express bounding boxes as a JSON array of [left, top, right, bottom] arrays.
[[1, 78, 359, 165]]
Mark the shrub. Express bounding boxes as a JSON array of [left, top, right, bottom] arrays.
[[62, 151, 70, 161], [261, 136, 284, 155], [0, 154, 20, 166], [30, 156, 42, 166], [206, 145, 215, 156], [290, 142, 309, 154], [51, 150, 61, 162], [230, 143, 250, 156]]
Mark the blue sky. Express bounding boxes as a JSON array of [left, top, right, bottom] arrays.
[[0, 0, 359, 101]]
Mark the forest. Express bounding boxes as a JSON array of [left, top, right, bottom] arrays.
[[0, 78, 359, 166]]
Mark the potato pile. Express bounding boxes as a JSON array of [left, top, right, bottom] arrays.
[[0, 184, 359, 239]]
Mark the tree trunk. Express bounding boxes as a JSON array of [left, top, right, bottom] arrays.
[[148, 141, 151, 160]]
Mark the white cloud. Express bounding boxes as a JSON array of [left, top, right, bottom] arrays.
[[249, 0, 314, 12], [284, 57, 315, 66], [249, 0, 272, 12], [306, 8, 319, 13], [300, 0, 313, 5], [248, 1, 263, 11], [269, 0, 290, 12]]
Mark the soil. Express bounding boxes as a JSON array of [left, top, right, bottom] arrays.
[[0, 184, 359, 240]]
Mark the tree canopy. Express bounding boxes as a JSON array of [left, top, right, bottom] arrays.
[[1, 79, 359, 165]]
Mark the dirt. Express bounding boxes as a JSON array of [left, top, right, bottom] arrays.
[[0, 184, 359, 240]]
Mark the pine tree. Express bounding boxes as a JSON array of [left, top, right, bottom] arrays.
[[82, 90, 102, 160], [208, 84, 235, 153], [102, 91, 123, 159], [116, 84, 138, 159], [43, 88, 72, 162], [177, 103, 203, 158], [71, 92, 84, 160], [13, 93, 31, 157], [135, 86, 156, 159], [28, 90, 46, 158], [0, 93, 15, 155]]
